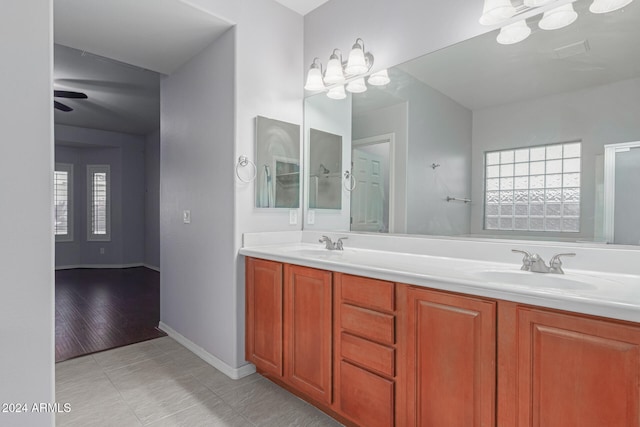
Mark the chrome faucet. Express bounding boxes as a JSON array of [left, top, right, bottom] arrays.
[[511, 250, 575, 274], [319, 236, 334, 250], [319, 236, 348, 251]]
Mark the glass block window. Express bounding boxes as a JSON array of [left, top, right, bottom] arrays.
[[484, 142, 581, 232]]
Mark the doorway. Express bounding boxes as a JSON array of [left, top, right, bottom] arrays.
[[351, 134, 396, 233]]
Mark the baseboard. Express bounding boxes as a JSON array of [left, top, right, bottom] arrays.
[[143, 264, 160, 272], [158, 321, 256, 380], [55, 263, 146, 270]]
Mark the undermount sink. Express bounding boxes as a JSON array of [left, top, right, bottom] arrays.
[[474, 269, 603, 290]]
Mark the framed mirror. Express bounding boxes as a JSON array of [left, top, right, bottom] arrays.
[[255, 116, 300, 208], [303, 0, 640, 245]]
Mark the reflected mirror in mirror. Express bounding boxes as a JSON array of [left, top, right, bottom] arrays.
[[304, 0, 640, 245], [309, 128, 342, 210], [255, 116, 300, 208]]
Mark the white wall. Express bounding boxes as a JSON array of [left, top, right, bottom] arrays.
[[471, 76, 640, 240], [145, 129, 160, 269], [159, 0, 303, 371], [161, 28, 236, 366], [0, 2, 54, 426], [54, 125, 147, 268]]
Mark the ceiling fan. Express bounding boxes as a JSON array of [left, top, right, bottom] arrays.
[[54, 90, 88, 112]]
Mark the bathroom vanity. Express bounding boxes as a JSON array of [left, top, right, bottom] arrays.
[[241, 233, 640, 427]]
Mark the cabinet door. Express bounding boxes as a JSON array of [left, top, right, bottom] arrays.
[[284, 264, 333, 404], [245, 258, 283, 377], [404, 286, 496, 427], [516, 307, 640, 427]]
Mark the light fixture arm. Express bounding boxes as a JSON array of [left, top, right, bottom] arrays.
[[329, 48, 343, 63]]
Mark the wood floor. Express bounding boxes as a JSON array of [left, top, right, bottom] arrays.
[[55, 267, 166, 362]]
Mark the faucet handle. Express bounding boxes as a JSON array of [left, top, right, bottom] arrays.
[[336, 237, 348, 250], [512, 249, 532, 271], [549, 253, 576, 274]]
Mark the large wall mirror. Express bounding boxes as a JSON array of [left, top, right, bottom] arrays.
[[304, 0, 640, 245]]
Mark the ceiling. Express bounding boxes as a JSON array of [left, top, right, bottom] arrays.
[[54, 44, 160, 135], [54, 0, 232, 75], [273, 0, 330, 15], [53, 0, 233, 136], [398, 0, 640, 111]]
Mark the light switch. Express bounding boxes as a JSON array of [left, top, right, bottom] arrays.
[[307, 210, 315, 225], [289, 209, 298, 225], [183, 210, 191, 224]]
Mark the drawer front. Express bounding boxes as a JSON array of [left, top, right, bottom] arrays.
[[341, 274, 395, 312], [339, 361, 395, 427], [341, 303, 395, 345], [341, 332, 395, 378]]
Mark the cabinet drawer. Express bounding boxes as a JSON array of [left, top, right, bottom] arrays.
[[341, 274, 395, 312], [341, 303, 395, 345], [339, 361, 394, 427], [341, 332, 395, 378]]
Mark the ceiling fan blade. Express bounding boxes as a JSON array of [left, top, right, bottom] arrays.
[[54, 90, 88, 99], [54, 101, 73, 112]]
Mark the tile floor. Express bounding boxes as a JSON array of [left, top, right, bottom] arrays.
[[56, 337, 343, 427]]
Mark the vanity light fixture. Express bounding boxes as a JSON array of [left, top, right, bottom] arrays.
[[368, 69, 391, 86], [304, 58, 325, 91], [484, 0, 632, 46], [305, 38, 379, 99], [497, 20, 532, 44], [589, 0, 634, 13], [539, 3, 578, 30], [479, 0, 517, 25], [327, 85, 347, 100]]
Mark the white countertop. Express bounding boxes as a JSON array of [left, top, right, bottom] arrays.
[[239, 242, 640, 323]]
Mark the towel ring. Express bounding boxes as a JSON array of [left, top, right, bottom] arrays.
[[236, 155, 257, 183], [343, 170, 357, 191]]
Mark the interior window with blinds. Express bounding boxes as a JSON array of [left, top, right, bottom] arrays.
[[87, 165, 111, 241], [54, 163, 73, 241], [484, 142, 581, 233]]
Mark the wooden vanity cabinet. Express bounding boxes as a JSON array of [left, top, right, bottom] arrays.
[[245, 258, 333, 405], [500, 303, 640, 427], [334, 273, 397, 427], [397, 284, 497, 427], [247, 257, 640, 427], [284, 264, 333, 405], [245, 258, 283, 377]]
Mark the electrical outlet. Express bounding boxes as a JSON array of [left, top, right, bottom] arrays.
[[100, 247, 105, 255], [307, 210, 315, 225], [289, 209, 298, 225], [183, 210, 191, 224]]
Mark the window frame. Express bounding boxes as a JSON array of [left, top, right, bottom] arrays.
[[54, 163, 74, 242], [86, 164, 111, 242], [483, 141, 582, 233]]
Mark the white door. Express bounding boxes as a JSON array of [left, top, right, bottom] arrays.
[[351, 148, 384, 231]]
